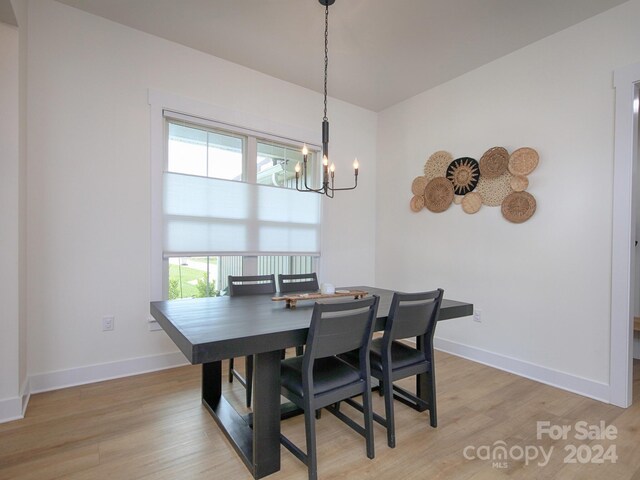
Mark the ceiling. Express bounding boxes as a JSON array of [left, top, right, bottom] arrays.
[[54, 0, 628, 112]]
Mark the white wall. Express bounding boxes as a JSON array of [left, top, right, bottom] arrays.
[[0, 20, 21, 418], [25, 0, 376, 385], [376, 0, 640, 400]]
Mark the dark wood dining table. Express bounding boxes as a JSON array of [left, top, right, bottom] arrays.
[[150, 286, 473, 479]]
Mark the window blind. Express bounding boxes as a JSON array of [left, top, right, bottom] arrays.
[[163, 172, 321, 257]]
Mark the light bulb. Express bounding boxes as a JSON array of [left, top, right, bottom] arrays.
[[302, 144, 308, 156]]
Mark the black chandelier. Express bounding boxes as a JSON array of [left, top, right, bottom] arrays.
[[295, 0, 359, 198]]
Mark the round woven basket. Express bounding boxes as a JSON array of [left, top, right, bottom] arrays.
[[446, 157, 480, 195], [424, 151, 453, 181], [461, 192, 482, 214], [453, 195, 463, 205], [411, 176, 428, 196], [424, 177, 454, 213], [410, 194, 425, 212], [479, 146, 509, 179], [510, 175, 529, 192], [508, 147, 539, 176], [476, 171, 513, 207], [501, 191, 536, 223]]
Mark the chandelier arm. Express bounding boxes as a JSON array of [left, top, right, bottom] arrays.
[[326, 176, 358, 192]]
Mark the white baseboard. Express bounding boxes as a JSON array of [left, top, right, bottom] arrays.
[[29, 351, 189, 394], [0, 395, 23, 423], [0, 378, 30, 424], [434, 337, 610, 404]]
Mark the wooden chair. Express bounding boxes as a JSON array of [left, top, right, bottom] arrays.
[[227, 274, 276, 407], [278, 273, 319, 355], [280, 296, 379, 480], [341, 289, 443, 448]]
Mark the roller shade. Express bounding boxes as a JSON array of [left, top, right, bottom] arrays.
[[163, 172, 321, 257]]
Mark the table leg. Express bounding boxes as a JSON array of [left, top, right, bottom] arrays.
[[252, 350, 282, 476], [202, 361, 221, 407], [201, 354, 281, 479]]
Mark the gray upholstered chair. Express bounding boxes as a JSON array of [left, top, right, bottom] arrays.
[[280, 296, 379, 480], [278, 273, 320, 355], [278, 272, 319, 294], [341, 289, 443, 448], [227, 274, 276, 407]]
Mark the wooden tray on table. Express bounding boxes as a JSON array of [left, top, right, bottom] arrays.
[[272, 289, 368, 309]]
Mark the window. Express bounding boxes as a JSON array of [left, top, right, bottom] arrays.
[[168, 122, 243, 180], [256, 141, 304, 189], [162, 111, 321, 299]]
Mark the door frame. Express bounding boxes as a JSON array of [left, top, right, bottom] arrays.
[[611, 62, 640, 408]]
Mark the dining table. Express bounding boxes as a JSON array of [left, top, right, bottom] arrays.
[[150, 286, 473, 479]]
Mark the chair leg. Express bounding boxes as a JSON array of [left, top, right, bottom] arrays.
[[305, 405, 318, 480], [382, 370, 396, 448], [377, 380, 384, 396], [245, 355, 254, 408], [362, 383, 375, 459], [315, 409, 322, 419], [296, 345, 304, 356], [228, 358, 234, 383], [428, 371, 437, 428]]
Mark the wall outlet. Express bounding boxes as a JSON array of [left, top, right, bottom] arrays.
[[148, 316, 163, 332], [102, 315, 115, 331], [473, 309, 482, 323]]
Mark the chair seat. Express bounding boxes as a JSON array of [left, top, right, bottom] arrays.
[[281, 356, 363, 398], [341, 338, 429, 374]]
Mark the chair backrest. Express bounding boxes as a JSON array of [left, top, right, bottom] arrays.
[[228, 274, 276, 296], [384, 289, 444, 346], [304, 296, 379, 366], [278, 273, 319, 294]]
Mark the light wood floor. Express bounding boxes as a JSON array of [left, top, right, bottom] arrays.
[[1, 352, 639, 480]]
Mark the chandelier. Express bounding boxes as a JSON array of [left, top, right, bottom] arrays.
[[295, 0, 359, 198]]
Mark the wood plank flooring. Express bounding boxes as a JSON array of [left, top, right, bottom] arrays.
[[1, 352, 638, 479]]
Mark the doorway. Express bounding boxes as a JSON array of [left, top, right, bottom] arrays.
[[611, 63, 640, 408]]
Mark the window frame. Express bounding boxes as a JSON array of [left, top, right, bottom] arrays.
[[149, 90, 322, 301]]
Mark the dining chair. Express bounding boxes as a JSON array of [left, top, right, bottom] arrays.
[[278, 272, 319, 294], [227, 274, 277, 408], [278, 272, 320, 356], [340, 288, 443, 448], [280, 296, 379, 480]]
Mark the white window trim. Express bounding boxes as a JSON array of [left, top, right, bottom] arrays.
[[149, 89, 322, 301]]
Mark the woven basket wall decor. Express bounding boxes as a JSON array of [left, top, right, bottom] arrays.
[[501, 191, 536, 223], [461, 192, 482, 214], [424, 151, 453, 181], [411, 176, 428, 196], [476, 171, 514, 207], [446, 157, 480, 195], [410, 195, 425, 212], [479, 146, 509, 178], [411, 145, 538, 222], [508, 148, 539, 176], [424, 177, 454, 213], [510, 175, 529, 192]]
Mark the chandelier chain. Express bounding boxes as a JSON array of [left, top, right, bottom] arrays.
[[323, 2, 328, 121]]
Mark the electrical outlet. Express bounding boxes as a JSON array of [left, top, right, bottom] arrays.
[[102, 315, 115, 331], [473, 309, 482, 323], [148, 316, 163, 332]]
